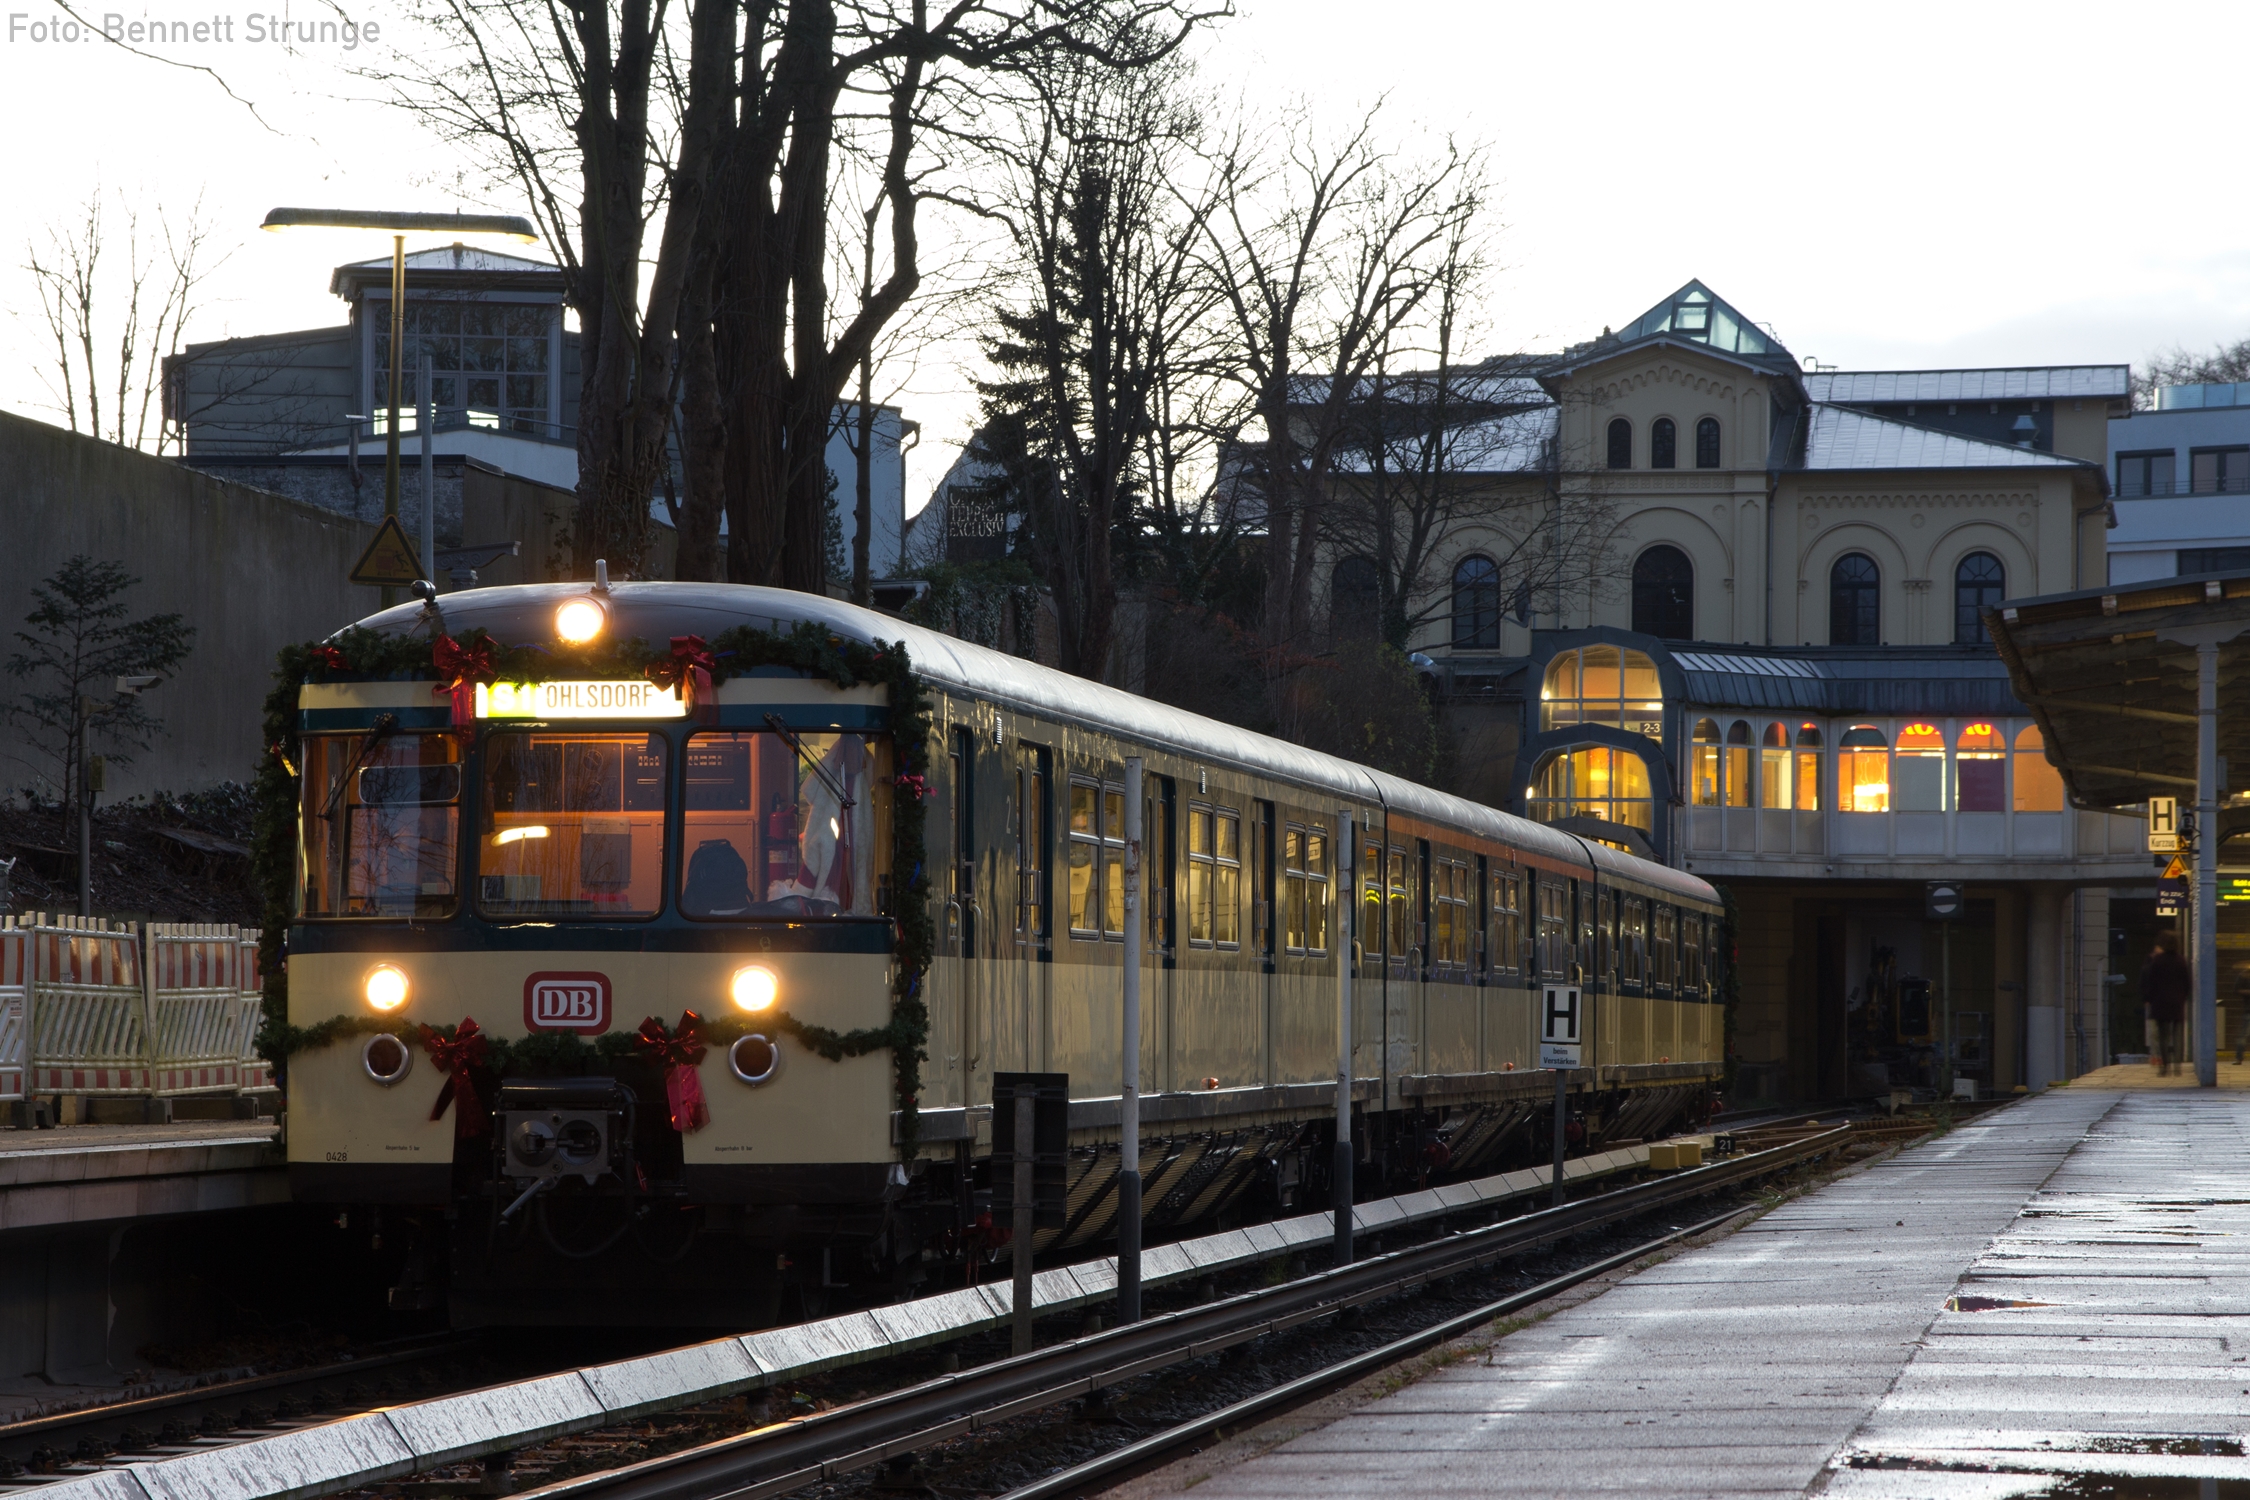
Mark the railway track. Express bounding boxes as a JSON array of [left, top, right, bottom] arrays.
[[489, 1121, 1870, 1500]]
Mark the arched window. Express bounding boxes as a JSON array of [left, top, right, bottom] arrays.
[[1760, 722, 1792, 808], [1690, 718, 1721, 806], [1695, 416, 1721, 469], [1894, 722, 1946, 811], [1452, 555, 1500, 649], [1540, 645, 1663, 736], [1331, 556, 1379, 638], [2013, 724, 2063, 812], [1630, 545, 1695, 639], [1793, 723, 1822, 810], [1528, 745, 1655, 833], [1651, 417, 1677, 469], [1606, 417, 1632, 470], [1956, 722, 2006, 812], [1724, 721, 1752, 808], [1839, 724, 1889, 812], [1955, 552, 2005, 645], [1830, 553, 1880, 646]]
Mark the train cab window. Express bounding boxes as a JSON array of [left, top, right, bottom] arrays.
[[676, 730, 890, 919], [1016, 750, 1050, 946], [1620, 895, 1648, 989], [1651, 903, 1677, 992], [1536, 879, 1572, 978], [1187, 804, 1242, 948], [1068, 778, 1128, 940], [1283, 824, 1330, 955], [1489, 872, 1522, 978], [1680, 912, 1705, 996], [480, 732, 671, 919], [301, 731, 463, 918]]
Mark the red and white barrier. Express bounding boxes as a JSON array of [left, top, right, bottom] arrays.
[[144, 922, 252, 1096], [11, 914, 149, 1096]]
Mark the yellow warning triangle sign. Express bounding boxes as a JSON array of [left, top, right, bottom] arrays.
[[2162, 854, 2188, 881], [349, 515, 422, 587]]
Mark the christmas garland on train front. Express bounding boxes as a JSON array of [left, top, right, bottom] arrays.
[[250, 619, 938, 1159]]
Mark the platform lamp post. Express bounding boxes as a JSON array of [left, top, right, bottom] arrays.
[[259, 208, 539, 604]]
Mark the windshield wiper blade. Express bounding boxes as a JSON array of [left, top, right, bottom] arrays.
[[322, 712, 400, 821], [763, 714, 855, 811]]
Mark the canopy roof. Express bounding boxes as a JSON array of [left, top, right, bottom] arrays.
[[1984, 572, 2250, 808]]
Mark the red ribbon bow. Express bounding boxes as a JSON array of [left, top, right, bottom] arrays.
[[646, 635, 719, 725], [634, 1013, 711, 1133], [432, 634, 501, 726], [418, 1018, 492, 1137], [309, 643, 349, 673]]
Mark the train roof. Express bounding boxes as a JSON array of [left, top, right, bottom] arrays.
[[346, 582, 1716, 906]]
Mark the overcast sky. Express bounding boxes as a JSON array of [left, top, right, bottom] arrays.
[[5, 0, 2246, 509]]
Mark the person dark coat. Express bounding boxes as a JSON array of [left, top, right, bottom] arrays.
[[2143, 947, 2191, 1024]]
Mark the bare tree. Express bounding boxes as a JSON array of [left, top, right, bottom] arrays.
[[25, 189, 220, 454], [1195, 102, 1480, 723], [2137, 335, 2250, 409], [972, 38, 1221, 680]]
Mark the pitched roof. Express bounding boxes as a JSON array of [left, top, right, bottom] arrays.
[[1801, 404, 2089, 472], [1669, 646, 2024, 716], [1804, 366, 2131, 403], [330, 243, 565, 297]]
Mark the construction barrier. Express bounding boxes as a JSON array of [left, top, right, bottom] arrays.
[[0, 914, 274, 1106], [0, 925, 25, 1103], [238, 928, 277, 1095], [145, 922, 250, 1096], [16, 914, 148, 1096]]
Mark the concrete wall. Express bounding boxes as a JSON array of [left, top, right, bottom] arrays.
[[0, 408, 387, 799]]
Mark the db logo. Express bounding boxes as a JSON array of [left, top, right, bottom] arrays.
[[523, 971, 611, 1034]]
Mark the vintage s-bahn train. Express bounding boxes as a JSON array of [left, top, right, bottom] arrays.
[[280, 582, 1723, 1325]]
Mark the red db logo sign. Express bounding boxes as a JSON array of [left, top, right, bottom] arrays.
[[523, 972, 611, 1034]]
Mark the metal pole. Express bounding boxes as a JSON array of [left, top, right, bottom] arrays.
[[1942, 922, 1953, 1097], [1552, 1062, 1567, 1208], [382, 233, 405, 608], [1334, 809, 1354, 1267], [1012, 1092, 1035, 1354], [2197, 641, 2220, 1088], [419, 353, 435, 584], [1118, 757, 1143, 1323]]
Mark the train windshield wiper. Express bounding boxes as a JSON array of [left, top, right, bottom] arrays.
[[763, 713, 855, 812]]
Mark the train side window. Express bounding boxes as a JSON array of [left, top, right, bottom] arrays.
[[1214, 808, 1241, 947], [1304, 826, 1329, 954], [1361, 837, 1384, 965], [1621, 895, 1647, 989], [1068, 778, 1100, 938], [1017, 748, 1050, 947], [1253, 802, 1276, 958], [1388, 846, 1412, 969], [1429, 858, 1472, 972], [1597, 888, 1617, 985], [1489, 871, 1521, 978], [1680, 911, 1704, 995], [1652, 903, 1677, 993], [1104, 783, 1128, 940], [1537, 879, 1570, 978]]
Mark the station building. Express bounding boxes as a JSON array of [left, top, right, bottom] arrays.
[[1385, 282, 2150, 1102]]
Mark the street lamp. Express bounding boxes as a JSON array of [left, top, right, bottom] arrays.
[[261, 208, 539, 601]]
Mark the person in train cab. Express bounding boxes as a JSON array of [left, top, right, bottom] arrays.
[[2140, 931, 2190, 1077]]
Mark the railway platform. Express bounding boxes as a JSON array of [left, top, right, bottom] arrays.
[[1124, 1082, 2250, 1498]]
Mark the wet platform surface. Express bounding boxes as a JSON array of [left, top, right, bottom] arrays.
[[0, 1120, 283, 1230], [1135, 1088, 2250, 1498]]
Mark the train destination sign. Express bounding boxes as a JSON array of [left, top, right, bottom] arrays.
[[476, 680, 687, 719]]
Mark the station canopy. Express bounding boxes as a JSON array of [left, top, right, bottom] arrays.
[[1985, 572, 2250, 809]]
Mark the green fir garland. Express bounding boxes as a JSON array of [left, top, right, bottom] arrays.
[[252, 618, 937, 1159]]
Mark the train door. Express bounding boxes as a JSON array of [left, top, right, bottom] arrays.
[[1254, 800, 1277, 1086], [940, 727, 976, 1106], [1473, 854, 1490, 1070], [1387, 836, 1414, 1082], [1356, 821, 1386, 1093]]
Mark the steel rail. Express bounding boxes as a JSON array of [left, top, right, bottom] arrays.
[[998, 1201, 1761, 1500], [510, 1126, 1852, 1500]]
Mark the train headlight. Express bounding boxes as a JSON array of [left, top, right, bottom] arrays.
[[555, 597, 606, 644], [364, 963, 410, 1012], [730, 964, 779, 1013]]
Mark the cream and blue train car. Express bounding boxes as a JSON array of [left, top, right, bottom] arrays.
[[282, 583, 1722, 1325]]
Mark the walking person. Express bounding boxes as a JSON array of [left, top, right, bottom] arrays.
[[2141, 932, 2191, 1077]]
